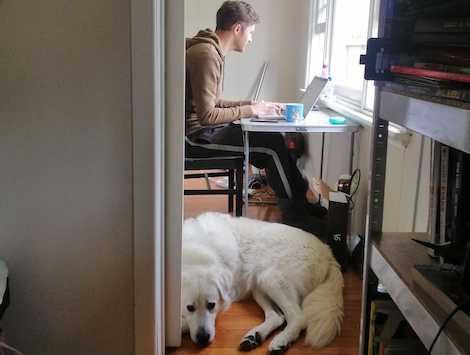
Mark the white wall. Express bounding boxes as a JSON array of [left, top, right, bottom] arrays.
[[0, 0, 134, 354], [383, 135, 431, 232], [185, 0, 311, 102], [348, 126, 431, 236]]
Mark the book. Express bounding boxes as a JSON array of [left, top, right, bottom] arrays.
[[447, 150, 464, 243], [368, 300, 400, 355], [412, 32, 470, 47], [384, 81, 470, 103], [415, 17, 470, 33], [390, 65, 470, 83], [415, 47, 470, 68], [428, 142, 441, 257], [382, 82, 470, 110], [439, 145, 450, 248], [414, 62, 470, 75], [368, 301, 378, 355], [396, 0, 470, 18], [460, 154, 470, 240]]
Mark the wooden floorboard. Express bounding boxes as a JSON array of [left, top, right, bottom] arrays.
[[168, 177, 362, 354]]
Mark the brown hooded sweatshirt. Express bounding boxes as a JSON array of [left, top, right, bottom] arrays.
[[185, 29, 253, 138]]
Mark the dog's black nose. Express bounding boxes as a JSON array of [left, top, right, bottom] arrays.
[[196, 328, 210, 347]]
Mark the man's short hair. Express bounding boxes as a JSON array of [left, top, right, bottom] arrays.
[[216, 1, 260, 31]]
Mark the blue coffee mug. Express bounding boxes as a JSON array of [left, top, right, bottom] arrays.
[[286, 103, 304, 122]]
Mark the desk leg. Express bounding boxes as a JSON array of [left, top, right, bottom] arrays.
[[350, 131, 356, 175], [243, 130, 249, 216], [320, 132, 325, 180]]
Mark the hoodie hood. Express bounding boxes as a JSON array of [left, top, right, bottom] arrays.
[[186, 29, 224, 59]]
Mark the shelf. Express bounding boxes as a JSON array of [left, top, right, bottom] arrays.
[[379, 90, 470, 154], [371, 232, 470, 355]]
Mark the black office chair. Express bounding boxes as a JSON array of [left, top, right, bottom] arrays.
[[184, 137, 244, 216]]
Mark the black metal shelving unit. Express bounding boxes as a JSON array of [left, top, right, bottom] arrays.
[[359, 1, 470, 354]]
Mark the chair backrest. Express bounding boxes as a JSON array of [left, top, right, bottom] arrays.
[[185, 136, 208, 159]]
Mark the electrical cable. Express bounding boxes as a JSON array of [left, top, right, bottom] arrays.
[[0, 341, 24, 355], [346, 169, 360, 211], [347, 195, 355, 211], [428, 298, 469, 354]]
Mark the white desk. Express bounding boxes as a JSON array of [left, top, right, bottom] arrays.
[[240, 109, 361, 215]]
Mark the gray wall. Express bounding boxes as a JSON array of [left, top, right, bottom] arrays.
[[0, 0, 134, 354]]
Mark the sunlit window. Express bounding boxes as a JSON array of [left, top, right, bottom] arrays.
[[307, 0, 329, 83], [308, 0, 380, 112], [330, 0, 370, 103], [315, 0, 329, 32]]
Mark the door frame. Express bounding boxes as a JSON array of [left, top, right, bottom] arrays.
[[163, 0, 185, 348], [131, 0, 184, 354], [131, 0, 165, 353]]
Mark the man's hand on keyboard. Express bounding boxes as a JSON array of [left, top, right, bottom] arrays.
[[251, 101, 284, 117]]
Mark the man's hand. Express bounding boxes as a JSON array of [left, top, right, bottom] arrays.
[[251, 101, 284, 117], [267, 101, 286, 111]]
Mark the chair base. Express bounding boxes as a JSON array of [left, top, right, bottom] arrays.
[[184, 158, 244, 216]]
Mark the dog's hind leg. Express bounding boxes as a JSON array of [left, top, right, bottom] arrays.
[[258, 276, 306, 355], [239, 288, 285, 352]]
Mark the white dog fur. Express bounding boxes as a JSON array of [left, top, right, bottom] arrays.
[[181, 212, 344, 353]]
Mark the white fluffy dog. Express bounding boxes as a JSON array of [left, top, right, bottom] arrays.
[[181, 212, 344, 354]]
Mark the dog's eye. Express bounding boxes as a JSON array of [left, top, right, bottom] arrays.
[[207, 302, 216, 310], [186, 305, 196, 312]]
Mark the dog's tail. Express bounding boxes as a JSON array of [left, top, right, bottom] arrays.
[[301, 258, 344, 348]]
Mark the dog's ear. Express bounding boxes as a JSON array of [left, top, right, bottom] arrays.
[[215, 270, 233, 311]]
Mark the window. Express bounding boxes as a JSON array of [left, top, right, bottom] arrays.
[[306, 0, 329, 88], [315, 0, 328, 33], [307, 0, 380, 112]]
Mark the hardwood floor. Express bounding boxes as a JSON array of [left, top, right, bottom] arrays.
[[168, 177, 362, 354]]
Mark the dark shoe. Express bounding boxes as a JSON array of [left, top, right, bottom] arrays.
[[303, 201, 328, 218], [279, 199, 327, 237], [278, 198, 327, 218], [248, 174, 267, 190]]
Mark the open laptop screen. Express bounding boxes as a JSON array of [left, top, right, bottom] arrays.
[[254, 76, 328, 121], [300, 76, 328, 117]]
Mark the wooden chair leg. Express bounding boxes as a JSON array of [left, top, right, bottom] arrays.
[[228, 169, 234, 213], [235, 166, 243, 217]]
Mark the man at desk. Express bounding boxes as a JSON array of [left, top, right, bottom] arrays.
[[185, 0, 326, 227]]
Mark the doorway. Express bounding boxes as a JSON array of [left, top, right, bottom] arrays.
[[168, 1, 362, 354]]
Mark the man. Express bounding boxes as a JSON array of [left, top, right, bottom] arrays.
[[185, 1, 326, 230]]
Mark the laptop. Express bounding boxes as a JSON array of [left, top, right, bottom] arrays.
[[255, 76, 328, 121]]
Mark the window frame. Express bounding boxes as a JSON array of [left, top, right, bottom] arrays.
[[314, 0, 329, 33], [308, 0, 379, 116]]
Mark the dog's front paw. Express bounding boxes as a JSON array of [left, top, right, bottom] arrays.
[[268, 336, 290, 355], [239, 332, 262, 352], [268, 345, 288, 355]]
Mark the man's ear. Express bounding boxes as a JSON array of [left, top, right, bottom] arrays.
[[232, 22, 242, 34], [215, 269, 233, 311]]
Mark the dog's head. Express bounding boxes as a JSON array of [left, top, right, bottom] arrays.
[[181, 267, 232, 347]]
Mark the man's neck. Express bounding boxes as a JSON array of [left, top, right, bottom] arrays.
[[214, 30, 233, 55]]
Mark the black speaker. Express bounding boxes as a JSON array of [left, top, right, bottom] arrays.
[[327, 197, 350, 271]]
